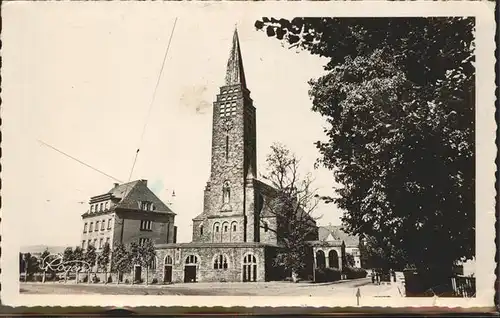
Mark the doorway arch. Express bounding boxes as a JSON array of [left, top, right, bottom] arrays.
[[184, 255, 199, 283], [328, 250, 339, 268], [316, 250, 326, 269], [164, 255, 173, 283]]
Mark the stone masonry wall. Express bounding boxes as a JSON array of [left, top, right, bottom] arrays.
[[155, 245, 266, 283]]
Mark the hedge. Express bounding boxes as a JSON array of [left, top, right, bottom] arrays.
[[315, 268, 341, 282], [343, 267, 368, 279]]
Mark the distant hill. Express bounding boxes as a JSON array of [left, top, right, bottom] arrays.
[[20, 245, 70, 255]]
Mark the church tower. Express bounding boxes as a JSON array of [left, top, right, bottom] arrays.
[[193, 28, 258, 243]]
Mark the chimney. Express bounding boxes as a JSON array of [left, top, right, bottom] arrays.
[[113, 183, 119, 188], [141, 179, 148, 186]]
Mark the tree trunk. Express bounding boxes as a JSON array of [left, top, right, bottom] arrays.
[[146, 267, 149, 286], [292, 271, 299, 283], [116, 271, 120, 285], [104, 271, 107, 285], [42, 271, 46, 283], [76, 271, 79, 284]]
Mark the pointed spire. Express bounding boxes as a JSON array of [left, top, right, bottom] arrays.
[[225, 27, 247, 88]]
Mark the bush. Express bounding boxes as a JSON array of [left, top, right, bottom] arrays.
[[92, 275, 100, 283], [315, 268, 341, 282], [124, 279, 130, 284], [151, 278, 158, 284], [107, 276, 113, 283], [343, 267, 368, 279]]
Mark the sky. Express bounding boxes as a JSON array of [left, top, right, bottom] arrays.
[[3, 3, 346, 248]]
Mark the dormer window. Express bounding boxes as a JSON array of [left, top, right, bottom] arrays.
[[105, 202, 109, 210], [139, 201, 152, 211], [99, 203, 103, 212]]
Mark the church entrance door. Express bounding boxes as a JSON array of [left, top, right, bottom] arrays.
[[184, 255, 198, 283], [184, 266, 196, 283], [134, 265, 142, 283], [164, 265, 172, 283]]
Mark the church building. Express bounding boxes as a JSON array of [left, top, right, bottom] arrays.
[[154, 28, 318, 283]]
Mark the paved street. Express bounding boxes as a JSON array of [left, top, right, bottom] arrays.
[[21, 278, 384, 296]]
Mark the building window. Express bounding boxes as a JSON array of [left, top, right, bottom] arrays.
[[105, 202, 109, 210], [215, 225, 219, 232], [107, 218, 112, 230], [140, 220, 153, 231], [151, 204, 155, 211], [224, 224, 228, 232], [222, 181, 231, 204], [101, 220, 105, 230], [93, 239, 97, 247], [264, 222, 269, 233], [232, 222, 237, 232], [185, 255, 198, 265], [82, 240, 85, 249], [200, 225, 204, 236], [225, 135, 229, 160], [139, 237, 150, 246], [90, 205, 94, 213], [89, 222, 94, 232], [149, 257, 157, 270], [83, 223, 88, 233], [99, 238, 103, 249], [213, 254, 228, 270], [106, 237, 110, 246], [96, 221, 100, 231]]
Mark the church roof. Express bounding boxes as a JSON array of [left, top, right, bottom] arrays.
[[225, 28, 247, 88], [318, 225, 359, 247]]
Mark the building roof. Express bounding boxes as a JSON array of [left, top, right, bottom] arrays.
[[85, 179, 174, 216], [225, 28, 247, 88], [318, 225, 359, 247]]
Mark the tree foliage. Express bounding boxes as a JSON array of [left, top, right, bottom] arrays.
[[344, 253, 355, 268], [255, 17, 475, 285], [111, 243, 132, 278], [97, 243, 111, 283], [262, 143, 320, 280], [84, 245, 97, 270]]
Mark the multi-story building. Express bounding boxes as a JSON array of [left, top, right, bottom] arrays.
[[80, 179, 177, 254]]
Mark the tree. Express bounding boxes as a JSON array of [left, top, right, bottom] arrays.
[[255, 17, 474, 293], [39, 249, 52, 283], [62, 247, 74, 282], [345, 253, 355, 268], [129, 241, 142, 284], [140, 239, 157, 286], [111, 243, 131, 285], [97, 243, 111, 284], [261, 143, 320, 282], [84, 245, 97, 283], [73, 247, 84, 283], [22, 252, 39, 282]]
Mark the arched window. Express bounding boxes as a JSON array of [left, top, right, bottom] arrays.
[[213, 254, 228, 270], [185, 255, 198, 265], [165, 255, 173, 265], [223, 222, 229, 233], [149, 257, 157, 270], [222, 181, 231, 204], [232, 222, 237, 232], [225, 135, 229, 160], [243, 253, 257, 282]]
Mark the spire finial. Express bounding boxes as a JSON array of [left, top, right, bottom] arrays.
[[225, 27, 246, 87]]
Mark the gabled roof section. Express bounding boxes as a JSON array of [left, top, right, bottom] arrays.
[[318, 225, 359, 247], [225, 28, 247, 88], [111, 179, 174, 214]]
